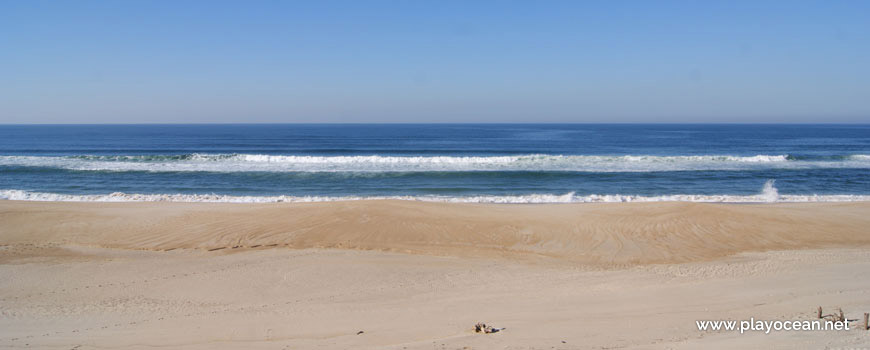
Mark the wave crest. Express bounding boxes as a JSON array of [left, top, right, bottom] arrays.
[[4, 153, 864, 173], [2, 189, 868, 204]]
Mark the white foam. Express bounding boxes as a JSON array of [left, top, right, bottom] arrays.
[[2, 153, 866, 173], [2, 189, 868, 204], [760, 179, 779, 202]]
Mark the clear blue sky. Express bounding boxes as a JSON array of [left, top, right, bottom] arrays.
[[1, 0, 869, 123]]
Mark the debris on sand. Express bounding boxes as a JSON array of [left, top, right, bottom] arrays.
[[821, 308, 846, 323], [474, 322, 503, 334]]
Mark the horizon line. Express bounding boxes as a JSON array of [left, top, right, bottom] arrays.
[[2, 122, 870, 126]]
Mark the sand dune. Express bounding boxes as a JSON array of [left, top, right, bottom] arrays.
[[1, 200, 869, 264]]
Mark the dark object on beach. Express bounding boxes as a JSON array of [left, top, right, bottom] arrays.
[[817, 306, 823, 319], [864, 313, 868, 330], [821, 308, 846, 323], [356, 331, 364, 335], [562, 340, 567, 343], [474, 322, 503, 334]]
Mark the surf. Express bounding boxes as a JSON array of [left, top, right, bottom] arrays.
[[2, 153, 868, 173]]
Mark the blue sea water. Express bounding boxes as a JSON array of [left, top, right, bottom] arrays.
[[0, 124, 868, 203]]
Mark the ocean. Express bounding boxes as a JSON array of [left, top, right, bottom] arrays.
[[1, 124, 868, 203]]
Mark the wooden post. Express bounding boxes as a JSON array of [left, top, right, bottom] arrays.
[[817, 306, 823, 319], [864, 313, 868, 330], [838, 309, 844, 322]]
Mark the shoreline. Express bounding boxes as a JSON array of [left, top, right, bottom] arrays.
[[4, 188, 870, 204]]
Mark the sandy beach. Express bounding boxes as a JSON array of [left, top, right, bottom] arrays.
[[2, 200, 870, 349], [5, 0, 870, 347]]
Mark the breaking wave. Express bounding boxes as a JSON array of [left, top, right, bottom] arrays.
[[3, 185, 868, 204], [2, 153, 868, 173]]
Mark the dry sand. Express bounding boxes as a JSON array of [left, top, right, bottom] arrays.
[[2, 200, 870, 349]]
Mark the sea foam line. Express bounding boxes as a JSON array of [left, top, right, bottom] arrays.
[[26, 153, 795, 163], [3, 190, 868, 205], [2, 153, 868, 173]]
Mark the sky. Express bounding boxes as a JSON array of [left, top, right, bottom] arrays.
[[1, 0, 869, 124]]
